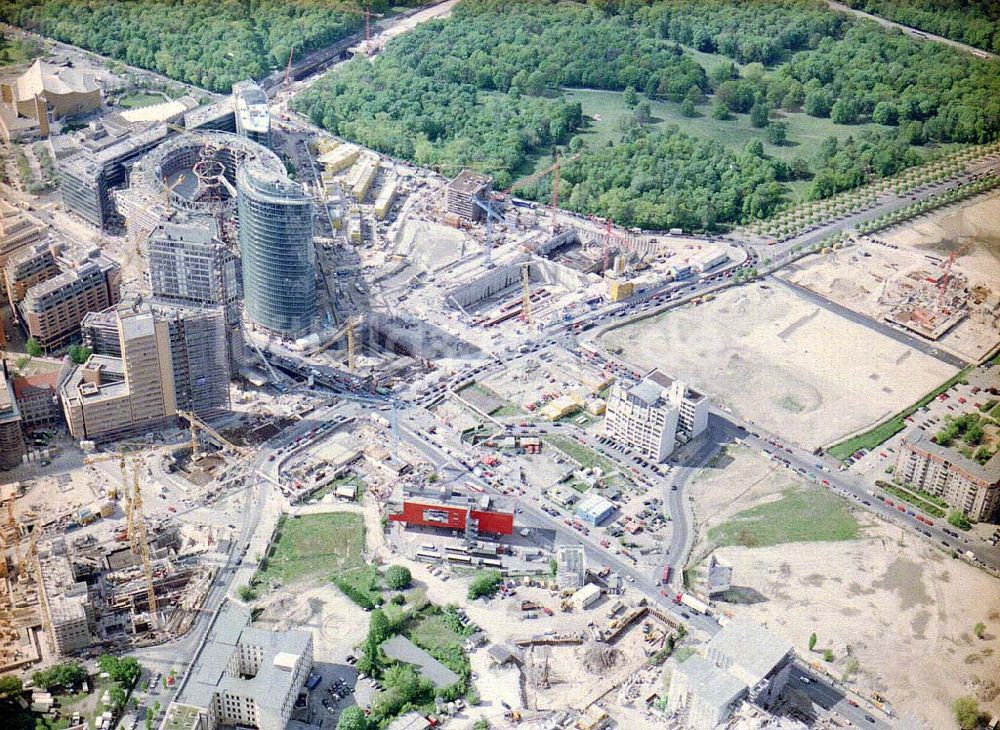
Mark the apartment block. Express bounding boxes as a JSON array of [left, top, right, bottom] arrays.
[[603, 369, 708, 463], [157, 306, 230, 418], [0, 201, 47, 268], [61, 305, 176, 442], [12, 371, 63, 430], [164, 603, 312, 730], [445, 170, 491, 221], [4, 240, 61, 308], [896, 428, 1000, 522], [20, 255, 121, 351]]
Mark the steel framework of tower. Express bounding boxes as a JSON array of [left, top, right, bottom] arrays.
[[127, 458, 158, 630]]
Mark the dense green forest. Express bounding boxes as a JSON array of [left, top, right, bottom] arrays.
[[845, 0, 1000, 54], [0, 0, 428, 92], [296, 0, 999, 230]]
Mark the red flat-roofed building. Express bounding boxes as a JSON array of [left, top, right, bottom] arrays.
[[388, 485, 514, 537]]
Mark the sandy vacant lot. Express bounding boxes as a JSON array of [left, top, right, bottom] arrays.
[[718, 533, 1000, 730], [687, 446, 1000, 730], [881, 191, 1000, 292], [602, 283, 957, 449]]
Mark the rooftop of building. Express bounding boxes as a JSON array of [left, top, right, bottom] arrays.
[[677, 654, 747, 709], [22, 255, 116, 303], [177, 603, 310, 724], [904, 427, 1000, 484], [575, 491, 615, 517], [232, 79, 269, 134], [12, 60, 99, 103], [706, 618, 793, 686], [447, 169, 491, 196], [119, 96, 196, 125], [61, 121, 170, 177], [182, 97, 233, 130], [12, 371, 60, 399], [399, 484, 506, 513], [646, 369, 705, 402]]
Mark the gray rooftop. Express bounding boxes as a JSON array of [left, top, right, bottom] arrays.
[[177, 603, 311, 729], [381, 635, 460, 689], [906, 427, 1000, 483], [447, 169, 491, 196], [677, 655, 747, 709], [705, 618, 793, 686]]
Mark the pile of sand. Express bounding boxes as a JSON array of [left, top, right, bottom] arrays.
[[579, 641, 620, 673]]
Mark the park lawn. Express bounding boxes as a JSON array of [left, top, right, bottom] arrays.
[[708, 487, 859, 548], [117, 91, 168, 109], [255, 512, 365, 586], [561, 87, 887, 165], [407, 612, 467, 655], [333, 563, 382, 604]]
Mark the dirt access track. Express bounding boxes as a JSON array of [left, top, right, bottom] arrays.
[[601, 283, 957, 450]]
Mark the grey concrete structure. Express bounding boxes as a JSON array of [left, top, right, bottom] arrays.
[[166, 603, 312, 730], [232, 80, 270, 148]]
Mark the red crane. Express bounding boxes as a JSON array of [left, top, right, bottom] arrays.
[[937, 239, 974, 307]]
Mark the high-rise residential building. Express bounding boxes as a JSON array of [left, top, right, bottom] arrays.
[[19, 255, 121, 351], [895, 428, 1000, 522], [232, 79, 271, 148], [157, 305, 230, 417], [164, 603, 312, 730], [237, 158, 316, 338], [148, 221, 244, 368], [0, 366, 26, 469], [60, 305, 176, 442], [446, 170, 491, 221], [603, 369, 708, 463]]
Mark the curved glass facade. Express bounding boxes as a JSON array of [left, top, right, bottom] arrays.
[[237, 161, 316, 337]]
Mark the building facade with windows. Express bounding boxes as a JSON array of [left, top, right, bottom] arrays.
[[896, 428, 1000, 522], [603, 369, 708, 463]]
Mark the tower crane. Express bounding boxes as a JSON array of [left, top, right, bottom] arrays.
[[521, 263, 532, 324], [4, 501, 20, 580], [504, 153, 579, 231], [473, 197, 510, 267], [178, 410, 250, 460], [284, 45, 295, 88], [127, 460, 158, 631], [937, 238, 974, 308], [346, 316, 358, 373]]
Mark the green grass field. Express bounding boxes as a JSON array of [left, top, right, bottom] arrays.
[[544, 434, 616, 475], [408, 612, 467, 655], [708, 487, 859, 548], [117, 91, 168, 109], [255, 512, 365, 586]]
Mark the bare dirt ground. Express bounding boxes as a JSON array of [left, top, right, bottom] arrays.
[[881, 191, 1000, 293], [602, 283, 957, 449], [779, 202, 1000, 362], [688, 445, 807, 559], [688, 447, 1000, 729]]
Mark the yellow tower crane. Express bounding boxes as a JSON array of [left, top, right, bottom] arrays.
[[127, 460, 158, 631], [178, 410, 250, 460], [5, 501, 21, 580]]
